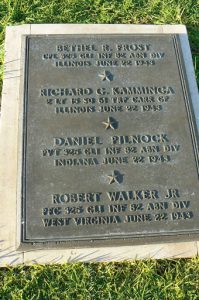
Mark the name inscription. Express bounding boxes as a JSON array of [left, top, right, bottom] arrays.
[[42, 187, 193, 228], [42, 42, 164, 68], [40, 86, 174, 114]]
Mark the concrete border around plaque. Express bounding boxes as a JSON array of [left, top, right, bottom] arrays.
[[0, 24, 199, 266]]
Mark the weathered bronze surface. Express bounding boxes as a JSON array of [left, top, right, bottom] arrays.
[[20, 34, 199, 248]]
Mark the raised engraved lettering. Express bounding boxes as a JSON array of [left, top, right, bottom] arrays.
[[109, 204, 128, 212], [172, 201, 190, 209], [52, 193, 102, 204], [54, 136, 102, 146], [102, 156, 128, 165], [56, 44, 97, 52], [112, 86, 175, 95], [111, 134, 169, 145], [55, 106, 96, 114], [54, 157, 99, 167], [165, 188, 180, 198], [116, 44, 151, 51], [171, 211, 193, 220], [74, 215, 121, 225], [107, 190, 159, 201], [147, 202, 168, 210], [125, 214, 152, 223], [41, 87, 93, 96], [42, 218, 71, 227]]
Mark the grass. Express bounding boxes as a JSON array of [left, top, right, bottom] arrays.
[[0, 259, 198, 299], [0, 0, 199, 299]]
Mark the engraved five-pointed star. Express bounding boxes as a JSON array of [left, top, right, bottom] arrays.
[[108, 170, 121, 184], [102, 116, 117, 130], [98, 70, 113, 81]]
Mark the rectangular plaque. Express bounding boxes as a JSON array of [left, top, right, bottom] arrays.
[[19, 33, 199, 249]]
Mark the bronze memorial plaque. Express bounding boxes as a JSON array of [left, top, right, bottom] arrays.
[[20, 34, 199, 249]]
